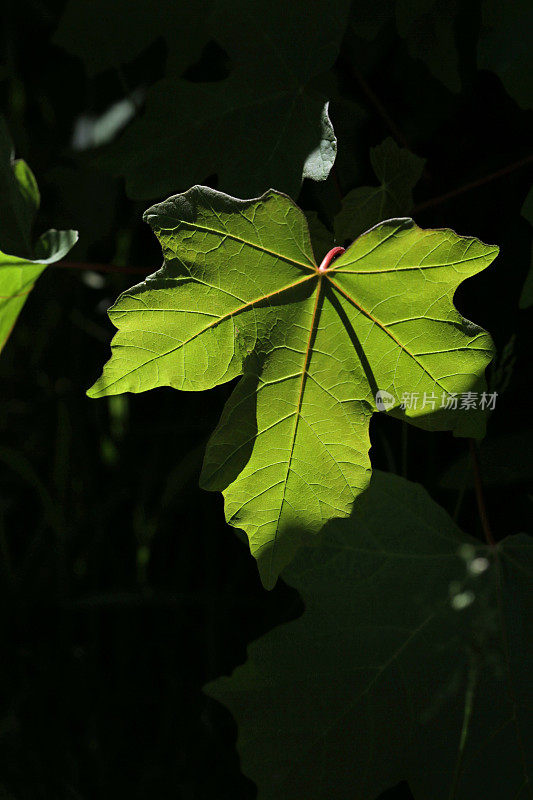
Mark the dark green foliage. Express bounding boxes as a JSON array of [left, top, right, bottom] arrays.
[[207, 473, 532, 799], [55, 0, 350, 199], [0, 1, 531, 798]]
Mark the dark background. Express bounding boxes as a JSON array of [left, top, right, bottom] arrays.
[[1, 1, 532, 797]]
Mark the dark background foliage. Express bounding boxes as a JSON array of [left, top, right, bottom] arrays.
[[0, 0, 531, 797]]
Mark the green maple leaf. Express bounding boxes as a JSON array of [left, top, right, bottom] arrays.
[[205, 472, 533, 800], [88, 186, 497, 587], [334, 138, 426, 244], [80, 0, 350, 199], [0, 119, 78, 353]]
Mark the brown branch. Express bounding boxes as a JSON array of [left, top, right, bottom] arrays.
[[469, 439, 496, 548], [413, 154, 533, 214], [53, 261, 150, 276]]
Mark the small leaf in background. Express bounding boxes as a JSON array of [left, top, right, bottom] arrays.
[[74, 0, 351, 199], [89, 187, 496, 587], [334, 138, 425, 243], [519, 187, 533, 309], [205, 471, 532, 800], [0, 118, 78, 353]]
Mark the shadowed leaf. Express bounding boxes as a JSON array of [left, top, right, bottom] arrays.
[[205, 471, 532, 799], [76, 0, 350, 199]]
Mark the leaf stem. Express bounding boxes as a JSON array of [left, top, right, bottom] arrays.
[[413, 154, 533, 214], [468, 439, 496, 547], [448, 653, 478, 800], [318, 247, 345, 272]]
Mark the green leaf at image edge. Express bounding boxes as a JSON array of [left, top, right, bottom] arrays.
[[205, 471, 533, 800], [88, 186, 497, 588], [0, 230, 78, 353], [0, 117, 78, 353]]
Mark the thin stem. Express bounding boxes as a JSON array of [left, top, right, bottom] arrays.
[[318, 247, 345, 272], [53, 261, 149, 276], [469, 439, 496, 547], [449, 654, 478, 800], [413, 154, 533, 214]]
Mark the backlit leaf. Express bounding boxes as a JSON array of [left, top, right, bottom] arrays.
[[89, 186, 497, 586]]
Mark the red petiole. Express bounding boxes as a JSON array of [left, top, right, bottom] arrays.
[[318, 246, 345, 273]]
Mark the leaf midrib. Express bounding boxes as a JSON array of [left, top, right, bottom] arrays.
[[265, 275, 324, 583]]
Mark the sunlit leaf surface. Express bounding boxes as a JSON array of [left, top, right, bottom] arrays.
[[89, 187, 497, 586]]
